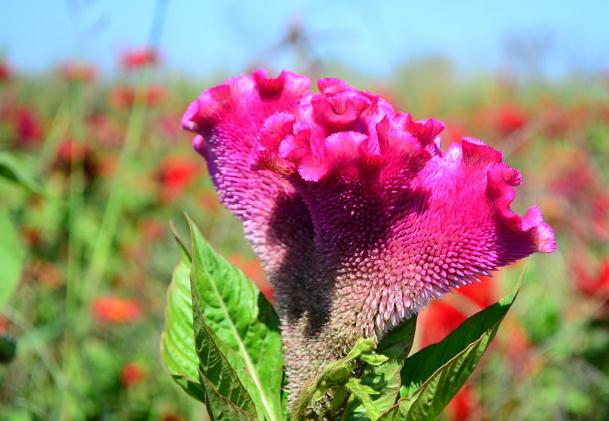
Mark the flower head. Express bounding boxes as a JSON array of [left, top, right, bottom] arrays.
[[92, 296, 142, 324], [573, 259, 609, 297], [182, 70, 555, 397], [58, 61, 97, 84], [157, 156, 199, 201], [0, 60, 11, 82], [121, 361, 145, 387], [121, 47, 159, 69]]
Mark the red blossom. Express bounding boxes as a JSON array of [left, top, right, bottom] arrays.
[[455, 276, 497, 308], [109, 85, 166, 108], [121, 362, 145, 386], [58, 61, 97, 83], [11, 107, 43, 147], [158, 156, 199, 199], [573, 260, 609, 297], [0, 317, 9, 335], [419, 300, 467, 348], [92, 296, 142, 324], [448, 385, 478, 421], [161, 413, 183, 421], [495, 104, 527, 136], [54, 139, 100, 182], [0, 60, 11, 82], [228, 255, 275, 303], [121, 48, 159, 69]]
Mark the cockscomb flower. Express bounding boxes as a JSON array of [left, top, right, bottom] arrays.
[[181, 69, 555, 399]]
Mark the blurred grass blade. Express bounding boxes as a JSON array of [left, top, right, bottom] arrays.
[[0, 209, 25, 309], [379, 274, 523, 420], [0, 152, 43, 194], [160, 253, 205, 401], [188, 217, 283, 421]]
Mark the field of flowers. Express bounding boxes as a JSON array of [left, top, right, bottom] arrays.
[[1, 50, 609, 420]]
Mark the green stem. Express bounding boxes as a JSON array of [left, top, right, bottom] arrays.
[[39, 98, 70, 172], [85, 78, 149, 299], [60, 82, 87, 420]]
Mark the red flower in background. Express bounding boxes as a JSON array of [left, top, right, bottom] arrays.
[[121, 362, 145, 387], [573, 260, 609, 297], [58, 61, 97, 84], [418, 277, 497, 348], [92, 296, 142, 324], [0, 60, 11, 82], [109, 85, 167, 108], [121, 48, 159, 69], [54, 139, 100, 182], [144, 85, 167, 106], [7, 107, 43, 147], [450, 385, 479, 421], [495, 104, 527, 136], [109, 86, 135, 108], [228, 255, 275, 303], [419, 300, 467, 348], [158, 156, 199, 200], [592, 195, 609, 240], [0, 317, 9, 335]]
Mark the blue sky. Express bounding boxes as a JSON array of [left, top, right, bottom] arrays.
[[1, 0, 608, 77]]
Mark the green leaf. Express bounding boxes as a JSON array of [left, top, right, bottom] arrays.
[[187, 217, 283, 421], [0, 152, 42, 194], [290, 338, 376, 420], [192, 294, 258, 420], [379, 275, 523, 421], [0, 209, 24, 310], [345, 378, 381, 420], [343, 317, 417, 420], [160, 253, 205, 401]]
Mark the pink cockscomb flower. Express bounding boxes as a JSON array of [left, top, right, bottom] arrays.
[[181, 70, 555, 398]]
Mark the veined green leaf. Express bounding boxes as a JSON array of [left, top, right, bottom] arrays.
[[0, 209, 24, 309], [160, 254, 205, 401], [192, 292, 258, 420], [379, 274, 523, 421], [343, 317, 417, 421], [188, 217, 283, 421]]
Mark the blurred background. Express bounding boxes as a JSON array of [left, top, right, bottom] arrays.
[[1, 0, 609, 419]]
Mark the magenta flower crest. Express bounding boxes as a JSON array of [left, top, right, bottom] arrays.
[[181, 69, 555, 396]]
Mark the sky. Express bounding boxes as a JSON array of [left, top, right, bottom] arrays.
[[1, 0, 608, 78]]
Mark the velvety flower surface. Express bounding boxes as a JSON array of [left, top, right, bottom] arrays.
[[181, 70, 556, 399]]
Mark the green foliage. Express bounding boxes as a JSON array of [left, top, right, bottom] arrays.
[[378, 278, 522, 420], [343, 317, 417, 420], [0, 209, 24, 310], [161, 218, 284, 420], [0, 152, 42, 194], [160, 253, 205, 401]]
